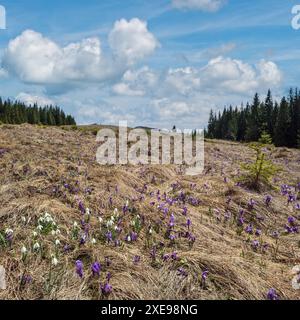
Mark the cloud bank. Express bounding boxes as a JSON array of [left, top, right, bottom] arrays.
[[3, 18, 158, 88]]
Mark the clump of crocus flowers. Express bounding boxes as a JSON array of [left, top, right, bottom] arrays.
[[267, 288, 279, 300], [101, 273, 113, 296], [285, 216, 299, 234]]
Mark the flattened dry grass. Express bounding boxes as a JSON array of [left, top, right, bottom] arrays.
[[0, 124, 299, 300]]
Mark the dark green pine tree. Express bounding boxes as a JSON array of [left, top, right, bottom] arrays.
[[264, 89, 274, 136], [274, 97, 291, 147], [236, 107, 247, 141], [245, 93, 261, 142], [207, 110, 216, 139]]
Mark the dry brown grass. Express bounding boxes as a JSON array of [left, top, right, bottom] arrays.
[[0, 124, 300, 300]]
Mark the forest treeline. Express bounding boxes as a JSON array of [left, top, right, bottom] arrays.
[[206, 89, 300, 148], [0, 97, 76, 126]]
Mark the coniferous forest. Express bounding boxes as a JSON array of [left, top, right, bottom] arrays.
[[206, 88, 300, 148], [0, 97, 76, 126]]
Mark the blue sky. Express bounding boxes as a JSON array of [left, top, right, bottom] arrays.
[[0, 0, 299, 128]]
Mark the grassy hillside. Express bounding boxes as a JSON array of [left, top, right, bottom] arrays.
[[0, 124, 299, 300]]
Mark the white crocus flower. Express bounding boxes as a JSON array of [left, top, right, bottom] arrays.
[[33, 242, 40, 251], [32, 231, 38, 238], [21, 246, 27, 254], [37, 225, 43, 231], [51, 256, 58, 266], [21, 216, 26, 223], [5, 229, 13, 235], [21, 246, 27, 259], [91, 238, 97, 244], [55, 239, 60, 246]]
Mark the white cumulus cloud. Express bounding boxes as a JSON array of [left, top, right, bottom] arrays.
[[16, 92, 55, 106], [113, 66, 158, 96], [3, 18, 158, 88], [109, 18, 159, 65], [164, 56, 282, 95]]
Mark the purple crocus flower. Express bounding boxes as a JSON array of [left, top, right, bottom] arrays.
[[21, 275, 33, 285], [5, 231, 13, 244], [75, 260, 84, 278], [288, 194, 296, 204], [285, 225, 293, 233], [150, 247, 157, 261], [122, 205, 129, 214], [288, 216, 296, 225], [133, 256, 141, 264], [177, 268, 188, 278], [169, 214, 175, 228], [101, 283, 112, 295], [248, 199, 255, 211], [224, 211, 231, 221], [188, 233, 196, 243], [237, 216, 244, 226], [262, 243, 269, 252], [252, 240, 260, 250], [295, 203, 300, 210], [245, 224, 253, 234], [130, 232, 138, 242], [171, 252, 178, 260], [292, 226, 299, 233], [80, 233, 87, 245], [78, 201, 85, 214], [267, 288, 279, 300], [106, 231, 113, 243], [281, 184, 290, 196], [255, 229, 262, 236], [114, 240, 121, 247], [186, 219, 192, 229], [265, 195, 272, 207], [201, 270, 209, 284], [162, 254, 170, 262], [91, 262, 101, 276], [106, 272, 112, 282], [182, 207, 188, 216], [169, 234, 176, 241]]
